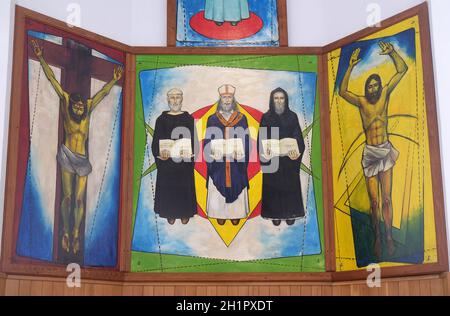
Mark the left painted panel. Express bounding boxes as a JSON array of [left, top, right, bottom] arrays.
[[15, 19, 125, 268]]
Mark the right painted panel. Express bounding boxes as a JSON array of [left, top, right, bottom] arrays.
[[328, 16, 437, 271]]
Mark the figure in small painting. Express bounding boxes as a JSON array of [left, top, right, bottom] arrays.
[[205, 0, 250, 26]]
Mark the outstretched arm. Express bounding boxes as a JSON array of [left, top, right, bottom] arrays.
[[31, 39, 66, 100], [379, 42, 408, 95], [339, 48, 362, 107], [89, 66, 123, 113]]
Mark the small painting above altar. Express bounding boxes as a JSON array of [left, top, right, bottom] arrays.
[[175, 0, 282, 47]]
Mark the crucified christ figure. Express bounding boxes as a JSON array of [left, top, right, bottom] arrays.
[[339, 41, 408, 259], [31, 39, 123, 255]]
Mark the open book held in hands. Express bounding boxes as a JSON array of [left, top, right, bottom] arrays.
[[159, 138, 193, 159], [261, 138, 300, 158], [210, 138, 245, 160]]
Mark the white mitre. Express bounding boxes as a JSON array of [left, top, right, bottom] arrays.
[[218, 84, 236, 96]]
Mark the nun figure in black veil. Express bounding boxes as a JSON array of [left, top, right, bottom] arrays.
[[258, 88, 306, 226]]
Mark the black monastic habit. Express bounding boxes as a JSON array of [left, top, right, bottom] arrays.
[[151, 111, 198, 220], [258, 88, 306, 220]]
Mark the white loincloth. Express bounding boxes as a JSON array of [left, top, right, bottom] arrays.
[[206, 177, 249, 219], [57, 144, 92, 177], [362, 141, 399, 178]]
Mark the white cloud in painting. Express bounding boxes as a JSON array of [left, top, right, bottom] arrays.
[[350, 39, 411, 82], [154, 210, 311, 261], [146, 65, 309, 117]]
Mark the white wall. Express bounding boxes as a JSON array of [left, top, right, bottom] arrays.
[[15, 0, 134, 44], [0, 0, 449, 263], [0, 0, 15, 256], [428, 0, 450, 263]]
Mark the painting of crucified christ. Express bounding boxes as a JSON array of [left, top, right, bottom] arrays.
[[31, 39, 123, 256], [16, 24, 125, 268], [339, 41, 408, 259], [329, 21, 439, 270]]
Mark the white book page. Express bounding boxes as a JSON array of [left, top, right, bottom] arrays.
[[210, 139, 225, 159], [262, 138, 299, 157], [210, 138, 245, 159], [261, 139, 281, 157], [280, 138, 299, 156], [171, 138, 192, 158], [159, 139, 175, 156], [160, 138, 192, 158], [225, 138, 245, 157]]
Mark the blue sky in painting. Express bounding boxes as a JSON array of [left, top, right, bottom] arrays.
[[333, 28, 416, 91]]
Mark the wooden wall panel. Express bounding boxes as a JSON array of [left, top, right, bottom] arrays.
[[444, 273, 450, 295], [367, 285, 381, 296], [419, 280, 432, 296], [258, 286, 270, 296], [18, 280, 31, 296], [290, 286, 300, 296], [386, 282, 399, 296], [143, 286, 155, 296], [216, 286, 227, 296], [52, 282, 65, 296], [430, 278, 444, 296], [42, 281, 53, 296], [301, 286, 312, 296], [249, 286, 259, 296], [0, 274, 6, 296], [206, 286, 217, 296], [408, 280, 421, 296], [4, 279, 19, 296], [398, 281, 410, 296], [185, 286, 197, 296], [1, 273, 449, 296], [311, 285, 322, 296], [30, 280, 43, 296]]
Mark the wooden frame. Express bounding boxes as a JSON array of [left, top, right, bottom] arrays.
[[1, 2, 447, 284], [166, 0, 289, 47]]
